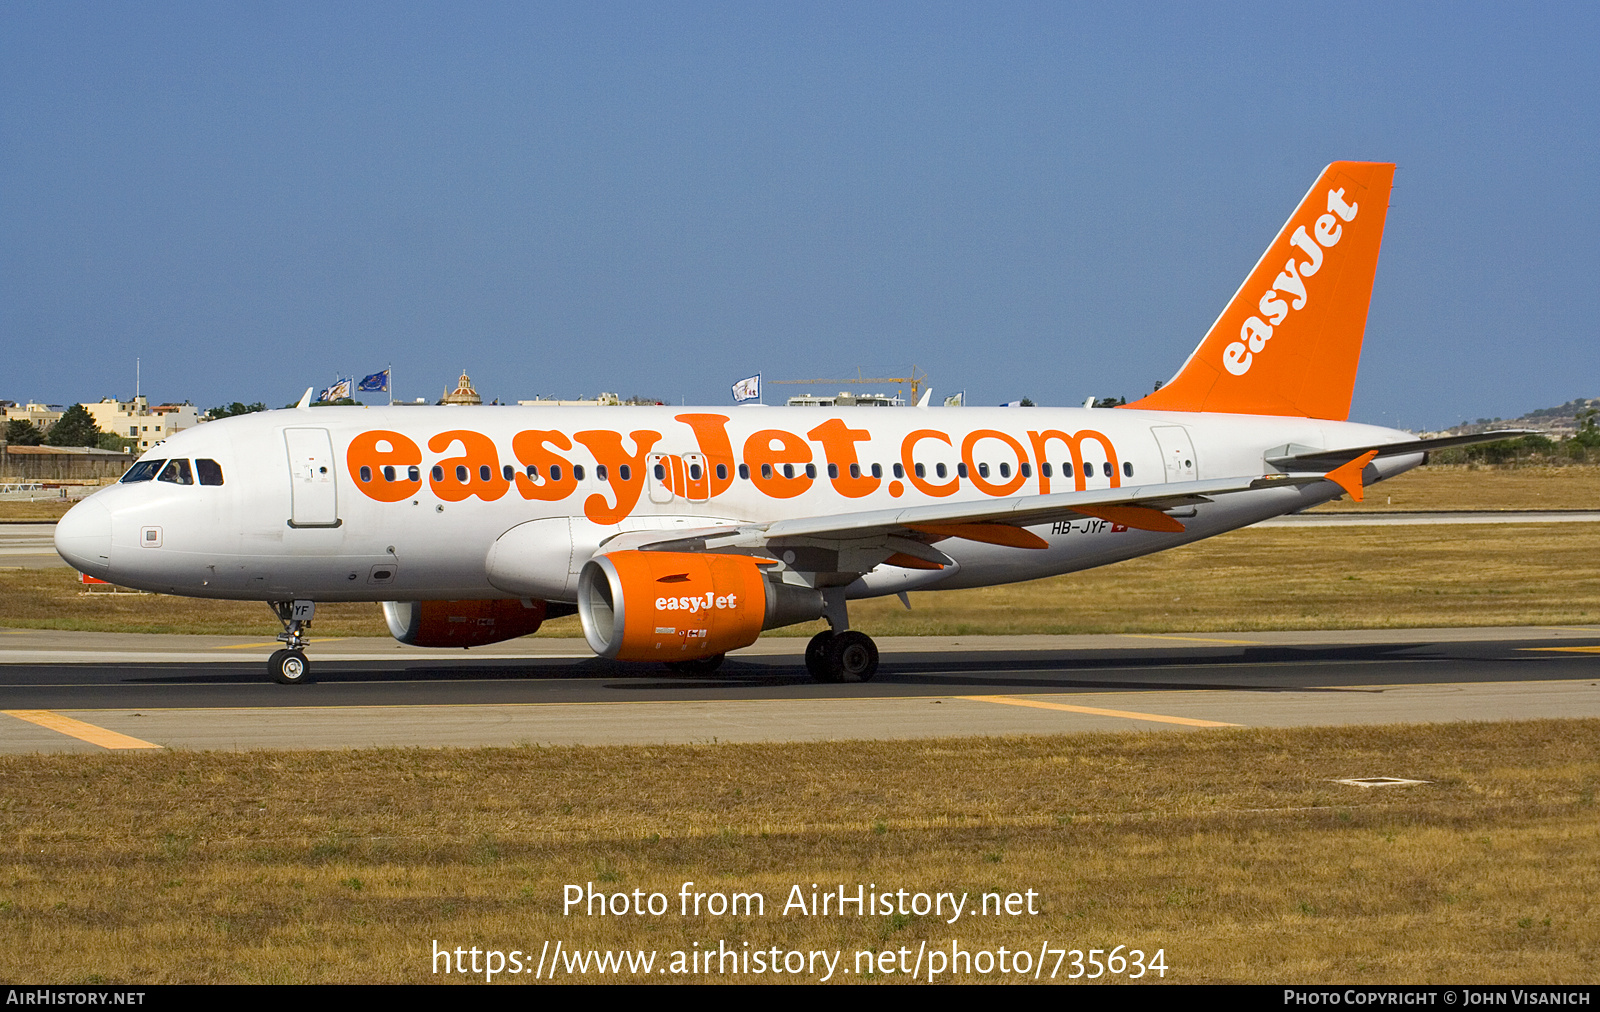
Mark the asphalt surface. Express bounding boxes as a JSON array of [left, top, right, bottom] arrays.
[[2, 626, 1596, 752]]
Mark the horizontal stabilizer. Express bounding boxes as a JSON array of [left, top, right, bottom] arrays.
[[1265, 430, 1536, 471], [1323, 450, 1380, 502]]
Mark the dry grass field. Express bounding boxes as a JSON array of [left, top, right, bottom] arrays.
[[1, 721, 1596, 983], [3, 522, 1596, 637], [1307, 465, 1600, 512]]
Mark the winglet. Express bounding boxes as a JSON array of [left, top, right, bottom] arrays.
[[1324, 450, 1379, 501], [296, 387, 315, 410], [916, 388, 933, 409]]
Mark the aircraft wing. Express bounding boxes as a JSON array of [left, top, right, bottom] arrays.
[[599, 473, 1316, 568]]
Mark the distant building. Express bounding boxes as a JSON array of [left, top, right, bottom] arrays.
[[785, 391, 906, 407], [81, 397, 200, 450], [516, 392, 624, 407], [1, 401, 66, 432], [439, 372, 483, 406]]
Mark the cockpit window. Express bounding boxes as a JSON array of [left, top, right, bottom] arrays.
[[157, 459, 194, 485], [196, 458, 224, 486], [120, 459, 167, 483]]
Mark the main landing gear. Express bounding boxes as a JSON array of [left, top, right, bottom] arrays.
[[268, 599, 316, 685], [804, 588, 879, 683]]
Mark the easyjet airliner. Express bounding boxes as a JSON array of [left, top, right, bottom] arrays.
[[53, 162, 1519, 684]]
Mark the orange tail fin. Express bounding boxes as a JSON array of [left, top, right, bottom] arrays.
[[1126, 161, 1395, 420]]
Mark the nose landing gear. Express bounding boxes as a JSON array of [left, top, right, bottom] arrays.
[[268, 600, 316, 685], [803, 589, 879, 683]]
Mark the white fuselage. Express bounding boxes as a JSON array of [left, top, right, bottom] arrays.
[[54, 403, 1420, 606]]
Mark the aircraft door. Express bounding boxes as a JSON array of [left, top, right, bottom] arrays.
[[683, 452, 709, 502], [1151, 425, 1198, 483], [284, 428, 341, 527]]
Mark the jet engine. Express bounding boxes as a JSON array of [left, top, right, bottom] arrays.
[[382, 598, 561, 647], [577, 551, 823, 662]]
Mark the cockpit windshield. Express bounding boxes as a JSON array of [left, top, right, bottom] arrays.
[[157, 459, 194, 485], [120, 459, 167, 483]]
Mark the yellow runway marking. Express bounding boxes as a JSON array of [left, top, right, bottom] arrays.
[[1121, 634, 1263, 646], [213, 638, 348, 650], [960, 695, 1241, 728], [3, 710, 162, 749], [1522, 646, 1600, 654]]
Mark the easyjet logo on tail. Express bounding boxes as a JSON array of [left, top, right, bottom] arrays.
[[1223, 187, 1361, 376], [1124, 161, 1395, 421]]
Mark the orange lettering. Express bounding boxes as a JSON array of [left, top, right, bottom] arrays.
[[1027, 429, 1121, 492], [901, 430, 958, 497], [428, 430, 510, 502], [675, 414, 736, 498], [807, 418, 879, 498], [743, 429, 814, 499], [346, 430, 422, 503], [961, 429, 1028, 496], [573, 429, 662, 524], [511, 430, 577, 502]]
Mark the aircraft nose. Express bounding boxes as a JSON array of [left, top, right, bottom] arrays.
[[55, 496, 112, 580]]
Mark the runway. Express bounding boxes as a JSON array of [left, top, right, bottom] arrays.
[[2, 625, 1595, 753]]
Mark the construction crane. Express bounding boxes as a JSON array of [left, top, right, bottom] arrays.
[[771, 366, 928, 406]]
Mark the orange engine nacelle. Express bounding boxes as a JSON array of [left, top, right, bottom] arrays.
[[578, 551, 818, 662], [383, 598, 551, 647]]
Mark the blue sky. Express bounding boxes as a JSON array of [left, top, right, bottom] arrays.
[[3, 3, 1595, 428]]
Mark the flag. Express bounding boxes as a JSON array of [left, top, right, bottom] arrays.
[[731, 373, 761, 403], [318, 377, 352, 402], [358, 369, 390, 393], [943, 391, 965, 407]]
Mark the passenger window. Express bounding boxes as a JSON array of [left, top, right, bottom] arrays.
[[196, 459, 225, 486], [1019, 462, 1031, 479], [893, 463, 905, 479], [1042, 463, 1052, 478], [716, 463, 727, 481], [620, 464, 631, 481], [502, 464, 515, 481], [1123, 461, 1133, 477], [689, 463, 702, 481], [914, 463, 925, 479], [761, 464, 773, 480], [408, 465, 420, 482], [120, 459, 167, 483], [549, 464, 562, 482], [829, 464, 840, 479], [573, 465, 585, 481], [738, 464, 749, 480], [527, 464, 541, 480], [157, 459, 193, 485], [1062, 462, 1073, 478], [432, 465, 444, 482], [596, 465, 609, 482], [871, 463, 882, 479], [653, 463, 666, 480], [804, 463, 816, 479], [977, 463, 989, 478], [359, 465, 373, 482], [383, 465, 396, 482], [455, 465, 469, 482]]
